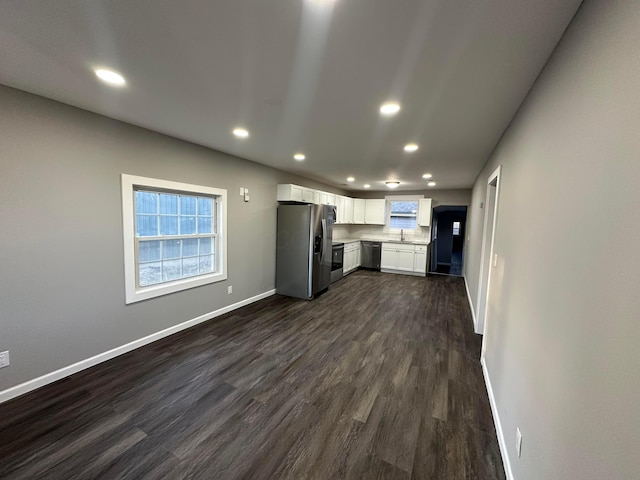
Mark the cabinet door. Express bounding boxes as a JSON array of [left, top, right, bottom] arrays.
[[336, 196, 345, 223], [353, 199, 366, 224], [348, 249, 356, 272], [418, 198, 432, 226], [313, 190, 321, 204], [397, 250, 415, 271], [354, 246, 361, 267], [365, 199, 386, 225], [414, 252, 427, 273], [381, 245, 397, 269], [344, 197, 354, 224], [301, 187, 315, 203]]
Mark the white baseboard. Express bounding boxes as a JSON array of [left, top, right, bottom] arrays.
[[463, 275, 478, 331], [0, 289, 276, 405], [481, 356, 515, 480]]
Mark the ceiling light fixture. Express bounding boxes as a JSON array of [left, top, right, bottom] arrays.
[[347, 177, 355, 182], [427, 181, 436, 187], [233, 128, 249, 138], [404, 143, 419, 152], [363, 184, 371, 189], [379, 102, 400, 116], [294, 153, 306, 161], [422, 173, 433, 179], [94, 68, 126, 87], [385, 181, 400, 188]]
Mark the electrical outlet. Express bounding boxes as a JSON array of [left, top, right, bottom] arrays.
[[240, 187, 245, 196], [0, 351, 10, 368], [228, 285, 233, 295], [493, 253, 498, 267], [516, 427, 523, 458]]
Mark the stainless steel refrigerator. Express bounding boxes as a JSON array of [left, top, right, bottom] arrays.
[[276, 203, 335, 300]]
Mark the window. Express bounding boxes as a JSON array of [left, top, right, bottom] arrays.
[[122, 174, 227, 304], [388, 199, 419, 230], [453, 221, 461, 235]]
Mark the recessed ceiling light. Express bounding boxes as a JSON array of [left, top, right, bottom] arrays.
[[363, 184, 371, 189], [94, 68, 126, 87], [385, 181, 400, 188], [379, 102, 400, 116], [294, 153, 306, 161], [422, 173, 433, 179], [233, 128, 249, 138], [427, 181, 436, 187], [404, 143, 419, 152], [347, 177, 355, 182]]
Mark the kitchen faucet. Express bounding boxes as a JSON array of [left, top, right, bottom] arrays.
[[400, 229, 405, 241]]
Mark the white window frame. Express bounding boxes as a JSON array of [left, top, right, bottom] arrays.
[[385, 195, 424, 232], [121, 174, 227, 304]]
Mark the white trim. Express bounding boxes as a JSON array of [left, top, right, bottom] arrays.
[[0, 289, 276, 405], [476, 165, 502, 335], [121, 174, 228, 304], [463, 275, 477, 328], [481, 356, 515, 480]]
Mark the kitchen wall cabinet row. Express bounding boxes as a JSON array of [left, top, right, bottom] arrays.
[[343, 242, 361, 275], [277, 184, 389, 225], [381, 243, 427, 275]]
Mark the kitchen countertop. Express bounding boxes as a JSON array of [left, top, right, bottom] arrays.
[[335, 237, 430, 246]]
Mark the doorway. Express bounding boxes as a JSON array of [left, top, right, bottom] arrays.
[[476, 165, 501, 336], [429, 206, 468, 276]]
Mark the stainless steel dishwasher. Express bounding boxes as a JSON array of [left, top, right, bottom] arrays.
[[360, 241, 381, 270]]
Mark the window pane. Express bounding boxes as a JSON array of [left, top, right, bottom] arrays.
[[199, 255, 214, 273], [199, 237, 212, 254], [159, 216, 178, 235], [139, 261, 162, 286], [197, 216, 212, 233], [139, 240, 161, 262], [182, 257, 199, 277], [390, 216, 417, 229], [183, 238, 198, 257], [181, 196, 197, 215], [180, 216, 196, 234], [159, 194, 178, 214], [390, 201, 418, 215], [198, 197, 213, 216], [162, 259, 182, 281], [135, 191, 158, 214], [162, 240, 181, 259], [136, 215, 158, 237]]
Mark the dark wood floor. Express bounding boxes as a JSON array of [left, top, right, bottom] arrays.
[[0, 271, 505, 480]]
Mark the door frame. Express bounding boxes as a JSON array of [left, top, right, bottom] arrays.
[[476, 165, 502, 337]]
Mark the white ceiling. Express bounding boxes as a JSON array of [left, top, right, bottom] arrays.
[[0, 0, 581, 191]]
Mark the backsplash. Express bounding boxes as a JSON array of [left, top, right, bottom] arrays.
[[333, 224, 431, 243]]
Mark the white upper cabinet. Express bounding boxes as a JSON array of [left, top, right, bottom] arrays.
[[277, 184, 315, 203], [418, 198, 433, 226], [353, 199, 365, 224], [364, 199, 386, 225], [344, 197, 354, 224], [336, 195, 347, 223]]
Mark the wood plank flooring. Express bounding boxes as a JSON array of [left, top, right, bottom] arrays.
[[0, 271, 505, 480]]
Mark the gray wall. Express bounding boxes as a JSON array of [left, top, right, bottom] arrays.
[[465, 1, 640, 479], [0, 86, 345, 392]]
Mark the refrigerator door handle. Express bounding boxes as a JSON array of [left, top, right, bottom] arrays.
[[321, 218, 327, 262]]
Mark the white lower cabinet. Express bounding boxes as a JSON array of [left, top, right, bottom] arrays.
[[381, 243, 428, 275], [413, 245, 427, 274], [343, 242, 361, 274]]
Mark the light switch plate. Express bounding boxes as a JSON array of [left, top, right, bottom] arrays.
[[0, 351, 9, 368], [240, 187, 245, 196], [493, 253, 498, 267]]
